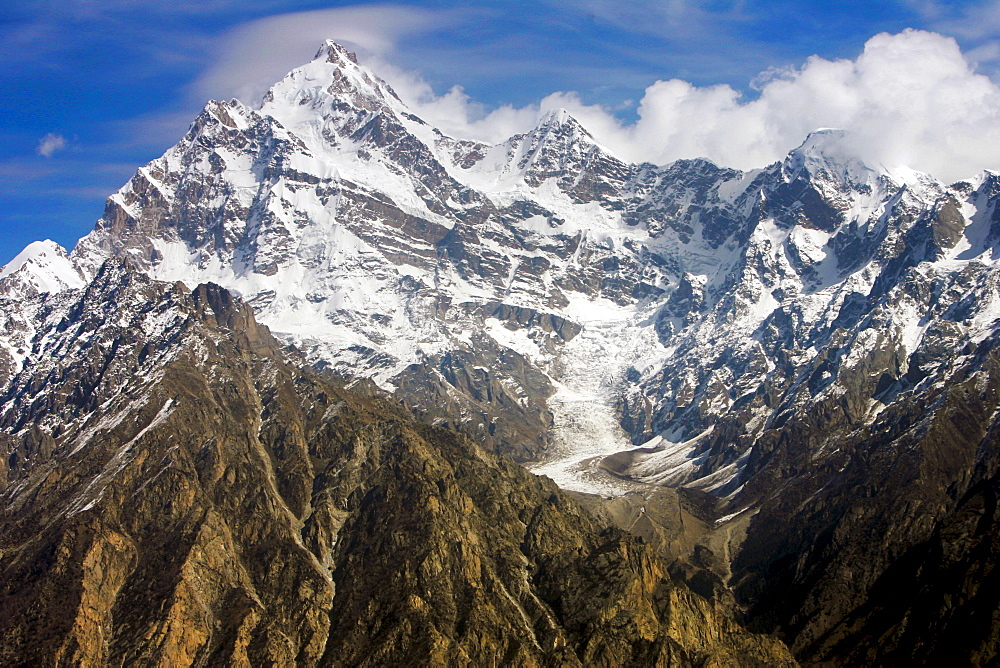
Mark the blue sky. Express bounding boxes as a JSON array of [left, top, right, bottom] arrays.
[[3, 0, 1000, 266]]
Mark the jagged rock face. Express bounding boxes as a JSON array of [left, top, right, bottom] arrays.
[[8, 40, 1000, 664], [727, 330, 1000, 665], [54, 42, 1000, 505], [58, 42, 757, 472], [0, 266, 794, 666], [810, 469, 1000, 666]]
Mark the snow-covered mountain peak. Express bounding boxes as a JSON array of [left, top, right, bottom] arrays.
[[35, 41, 1000, 502], [761, 127, 915, 234], [0, 239, 85, 297], [944, 167, 1000, 197], [1, 240, 64, 279], [471, 105, 625, 192], [535, 107, 590, 134], [527, 107, 603, 152], [313, 39, 361, 66], [782, 128, 872, 182], [778, 128, 943, 199], [796, 127, 846, 148], [260, 40, 404, 128]]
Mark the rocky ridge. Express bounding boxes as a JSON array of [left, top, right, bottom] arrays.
[[5, 40, 1000, 662], [42, 43, 1000, 498], [0, 264, 793, 666]]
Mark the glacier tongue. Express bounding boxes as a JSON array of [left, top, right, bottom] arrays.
[[528, 297, 663, 496]]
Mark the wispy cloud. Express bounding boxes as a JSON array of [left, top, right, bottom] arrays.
[[912, 0, 1000, 38], [191, 5, 474, 105], [0, 161, 59, 181], [908, 0, 1000, 74], [79, 5, 478, 155], [37, 133, 66, 158], [558, 0, 749, 39], [103, 111, 202, 152], [46, 185, 126, 199]]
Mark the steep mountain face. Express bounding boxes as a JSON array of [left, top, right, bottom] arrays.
[[0, 265, 794, 666], [7, 40, 1000, 662], [66, 41, 743, 472], [61, 42, 1000, 498], [726, 323, 1000, 663]]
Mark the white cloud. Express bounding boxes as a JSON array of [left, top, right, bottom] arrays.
[[192, 5, 465, 105], [380, 29, 1000, 182], [908, 1, 1000, 74], [189, 13, 1000, 183], [557, 0, 747, 40], [928, 1, 1000, 40], [37, 133, 66, 158]]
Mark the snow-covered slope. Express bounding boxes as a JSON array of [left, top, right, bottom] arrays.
[[10, 41, 1000, 500], [0, 239, 85, 297]]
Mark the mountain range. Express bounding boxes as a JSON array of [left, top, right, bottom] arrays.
[[2, 41, 1000, 665]]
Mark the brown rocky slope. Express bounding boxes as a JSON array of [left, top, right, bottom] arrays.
[[0, 263, 793, 666]]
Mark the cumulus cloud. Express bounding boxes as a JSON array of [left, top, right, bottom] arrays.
[[906, 1, 1000, 76], [36, 133, 66, 158], [384, 29, 1000, 182], [196, 17, 1000, 182]]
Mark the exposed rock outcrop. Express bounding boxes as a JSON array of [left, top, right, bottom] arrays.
[[0, 269, 794, 666]]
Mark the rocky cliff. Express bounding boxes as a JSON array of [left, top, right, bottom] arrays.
[[6, 40, 1000, 664], [0, 265, 793, 666]]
